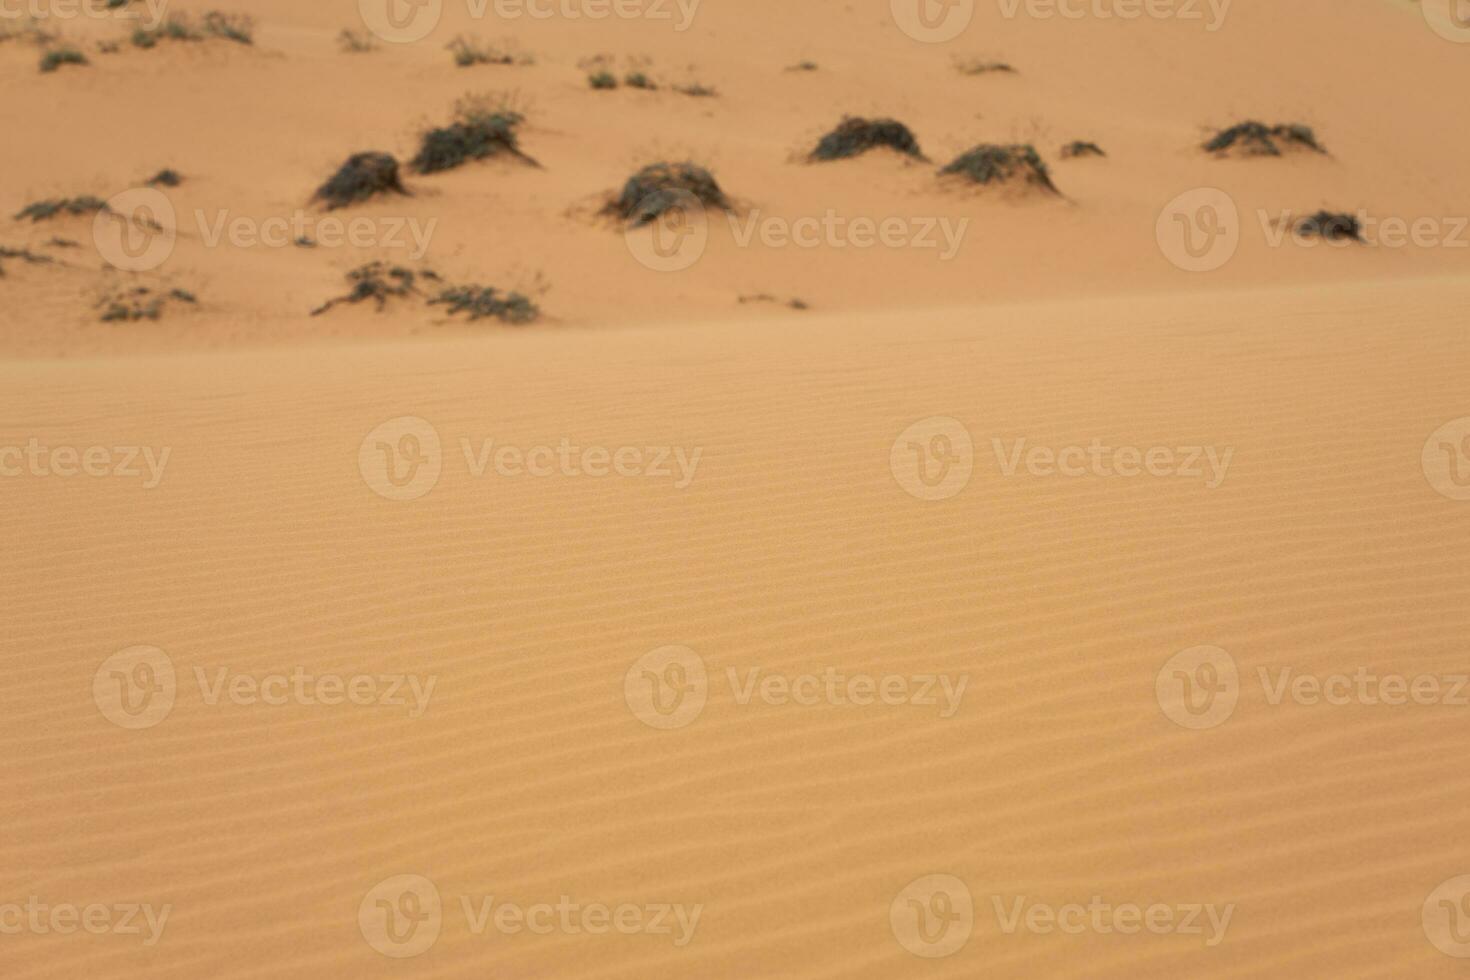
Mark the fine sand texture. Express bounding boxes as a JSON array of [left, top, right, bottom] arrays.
[[4, 0, 1470, 976], [2, 277, 1469, 977]]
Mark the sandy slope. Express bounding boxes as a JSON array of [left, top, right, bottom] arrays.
[[1, 0, 1468, 354], [1, 276, 1468, 977]]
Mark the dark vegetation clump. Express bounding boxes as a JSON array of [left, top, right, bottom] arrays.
[[338, 28, 376, 52], [147, 169, 182, 187], [785, 60, 818, 71], [607, 162, 731, 226], [674, 82, 717, 97], [810, 117, 925, 162], [955, 57, 1015, 74], [14, 196, 109, 221], [1295, 210, 1364, 242], [0, 246, 53, 277], [624, 71, 656, 89], [1203, 121, 1325, 156], [132, 12, 253, 47], [588, 70, 617, 89], [429, 284, 539, 324], [311, 263, 438, 315], [412, 97, 536, 174], [448, 35, 526, 67], [39, 46, 88, 72], [312, 262, 539, 324], [738, 293, 809, 310], [940, 143, 1059, 193], [1060, 140, 1105, 159], [98, 286, 197, 322], [312, 153, 407, 210]]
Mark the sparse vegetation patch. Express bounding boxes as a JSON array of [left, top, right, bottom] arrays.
[[955, 57, 1015, 74], [429, 284, 539, 324], [606, 162, 731, 226], [312, 153, 408, 210], [132, 12, 254, 47], [338, 28, 376, 52], [940, 143, 1059, 193], [39, 46, 88, 72], [1294, 210, 1364, 242], [98, 286, 197, 322], [0, 246, 53, 277], [1060, 140, 1105, 159], [15, 196, 109, 222], [448, 35, 528, 67], [312, 262, 540, 324], [1203, 121, 1325, 156], [810, 117, 925, 162], [412, 95, 536, 174]]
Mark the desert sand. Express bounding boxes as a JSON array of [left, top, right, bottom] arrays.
[[2, 0, 1469, 976]]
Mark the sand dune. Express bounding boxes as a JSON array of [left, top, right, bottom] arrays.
[[5, 0, 1470, 975], [2, 0, 1469, 353], [3, 277, 1469, 977]]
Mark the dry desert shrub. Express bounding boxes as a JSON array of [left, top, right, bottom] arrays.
[[810, 117, 925, 161]]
